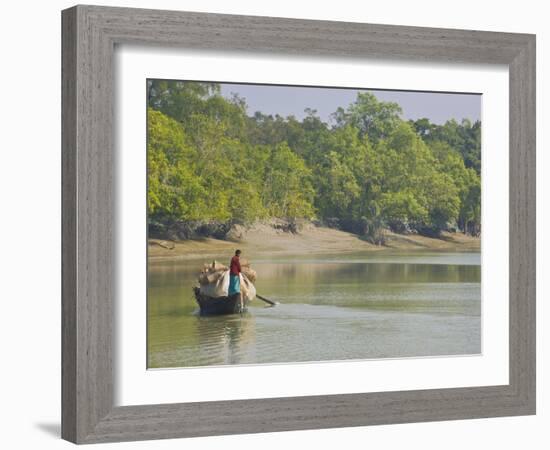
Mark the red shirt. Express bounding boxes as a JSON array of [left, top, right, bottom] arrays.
[[230, 255, 241, 275]]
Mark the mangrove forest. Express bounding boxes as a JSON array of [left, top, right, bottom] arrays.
[[147, 80, 481, 242]]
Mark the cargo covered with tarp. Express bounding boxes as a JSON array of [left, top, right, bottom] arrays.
[[197, 260, 257, 303]]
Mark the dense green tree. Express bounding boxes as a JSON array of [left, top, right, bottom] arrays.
[[147, 108, 207, 220], [411, 117, 481, 175], [317, 150, 362, 219], [409, 117, 435, 139], [332, 92, 402, 143], [262, 143, 315, 219]]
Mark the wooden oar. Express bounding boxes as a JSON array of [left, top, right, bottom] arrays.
[[256, 294, 278, 306]]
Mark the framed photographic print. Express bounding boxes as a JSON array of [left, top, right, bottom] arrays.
[[61, 5, 536, 444]]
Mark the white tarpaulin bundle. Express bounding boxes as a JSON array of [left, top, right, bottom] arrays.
[[199, 269, 230, 298], [239, 273, 256, 302], [198, 261, 256, 302]]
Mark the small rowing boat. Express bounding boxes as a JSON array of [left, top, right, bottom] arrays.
[[193, 287, 249, 315]]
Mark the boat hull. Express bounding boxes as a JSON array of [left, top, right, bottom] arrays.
[[193, 287, 248, 315]]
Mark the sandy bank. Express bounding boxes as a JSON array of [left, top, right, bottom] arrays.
[[148, 223, 480, 261]]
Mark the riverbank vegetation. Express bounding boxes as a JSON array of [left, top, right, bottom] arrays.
[[147, 80, 481, 243]]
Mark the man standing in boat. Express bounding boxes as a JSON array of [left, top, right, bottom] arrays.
[[229, 250, 242, 304]]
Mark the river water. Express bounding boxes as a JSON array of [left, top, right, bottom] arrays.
[[147, 251, 481, 368]]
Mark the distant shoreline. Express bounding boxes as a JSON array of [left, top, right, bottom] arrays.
[[148, 223, 480, 262]]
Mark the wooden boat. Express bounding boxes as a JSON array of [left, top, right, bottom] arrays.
[[193, 287, 249, 315]]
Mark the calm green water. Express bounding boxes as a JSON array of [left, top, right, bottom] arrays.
[[147, 251, 481, 368]]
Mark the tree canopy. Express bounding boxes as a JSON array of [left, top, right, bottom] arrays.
[[147, 80, 481, 239]]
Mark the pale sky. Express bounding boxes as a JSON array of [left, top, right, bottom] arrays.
[[219, 82, 481, 125]]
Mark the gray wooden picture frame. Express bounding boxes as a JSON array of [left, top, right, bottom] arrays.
[[61, 4, 536, 444]]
